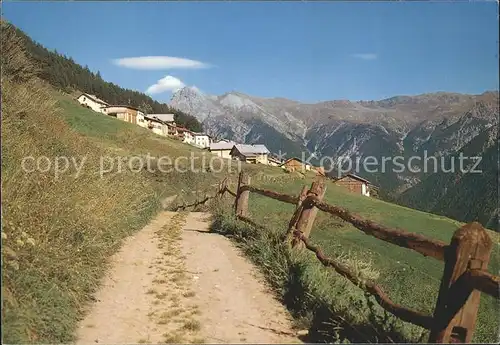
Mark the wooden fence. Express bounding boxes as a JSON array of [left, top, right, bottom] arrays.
[[208, 172, 499, 344]]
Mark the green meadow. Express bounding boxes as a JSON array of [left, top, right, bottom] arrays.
[[211, 172, 499, 343]]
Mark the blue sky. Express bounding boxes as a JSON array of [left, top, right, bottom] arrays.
[[3, 1, 498, 103]]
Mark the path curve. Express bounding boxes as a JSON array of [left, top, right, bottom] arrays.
[[75, 211, 300, 344], [181, 212, 299, 343]]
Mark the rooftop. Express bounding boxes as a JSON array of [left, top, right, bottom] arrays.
[[339, 173, 372, 184], [144, 115, 163, 123], [232, 144, 270, 156], [209, 141, 236, 151], [148, 114, 175, 123], [79, 93, 109, 105], [280, 157, 311, 166], [104, 104, 140, 111]]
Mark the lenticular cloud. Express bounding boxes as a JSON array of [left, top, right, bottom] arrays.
[[113, 56, 210, 70]]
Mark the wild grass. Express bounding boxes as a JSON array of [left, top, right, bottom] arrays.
[[3, 20, 497, 343], [0, 22, 219, 343], [210, 172, 500, 343]]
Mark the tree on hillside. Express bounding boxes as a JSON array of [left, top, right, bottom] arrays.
[[138, 102, 153, 115], [5, 20, 203, 132], [0, 20, 39, 83]]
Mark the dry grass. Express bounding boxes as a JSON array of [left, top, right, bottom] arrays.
[[183, 291, 196, 298], [141, 212, 204, 344], [190, 336, 206, 344], [163, 332, 184, 344], [182, 319, 202, 332], [210, 174, 499, 343], [146, 288, 158, 295], [211, 199, 413, 343], [1, 42, 160, 342], [1, 23, 220, 343]]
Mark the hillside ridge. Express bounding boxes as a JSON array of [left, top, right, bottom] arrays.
[[170, 87, 499, 228]]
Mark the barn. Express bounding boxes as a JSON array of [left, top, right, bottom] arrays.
[[280, 157, 312, 172], [334, 173, 372, 197]]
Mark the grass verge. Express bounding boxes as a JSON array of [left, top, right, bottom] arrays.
[[209, 173, 499, 343], [0, 25, 219, 342]]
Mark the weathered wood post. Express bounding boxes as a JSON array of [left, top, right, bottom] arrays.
[[222, 177, 229, 195], [428, 222, 493, 343], [218, 177, 227, 198], [234, 171, 250, 217], [292, 176, 327, 248], [285, 185, 309, 244]]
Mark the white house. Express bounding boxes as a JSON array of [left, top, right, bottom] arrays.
[[177, 128, 195, 144], [103, 105, 144, 125], [77, 93, 109, 113], [230, 144, 270, 165], [193, 133, 211, 149], [137, 112, 147, 128], [184, 131, 194, 144], [209, 141, 236, 159], [144, 116, 165, 136]]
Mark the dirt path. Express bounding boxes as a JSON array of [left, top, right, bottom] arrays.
[[75, 211, 300, 344], [181, 212, 299, 343]]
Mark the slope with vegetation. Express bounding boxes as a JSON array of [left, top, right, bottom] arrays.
[[7, 22, 202, 132], [171, 80, 499, 229], [2, 18, 498, 345], [211, 174, 499, 343], [1, 20, 222, 343], [398, 124, 499, 229]]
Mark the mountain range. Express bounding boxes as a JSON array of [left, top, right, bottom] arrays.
[[6, 17, 497, 229], [170, 87, 499, 229]]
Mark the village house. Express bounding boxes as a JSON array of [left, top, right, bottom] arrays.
[[136, 112, 148, 128], [280, 157, 312, 172], [193, 133, 211, 149], [267, 156, 283, 167], [334, 173, 372, 197], [144, 116, 167, 136], [103, 105, 144, 125], [209, 141, 236, 159], [230, 144, 270, 164], [177, 127, 195, 145], [166, 122, 178, 136], [77, 93, 109, 113]]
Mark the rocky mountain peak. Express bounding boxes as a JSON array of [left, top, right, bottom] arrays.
[[170, 86, 219, 122], [169, 87, 498, 195]]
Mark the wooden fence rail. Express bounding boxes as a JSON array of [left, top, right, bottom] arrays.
[[214, 171, 499, 344]]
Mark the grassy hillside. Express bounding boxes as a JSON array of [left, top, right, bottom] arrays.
[[398, 125, 499, 229], [1, 25, 226, 342], [212, 173, 500, 343], [6, 20, 202, 132], [2, 18, 498, 345]]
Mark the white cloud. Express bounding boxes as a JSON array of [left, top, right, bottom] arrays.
[[113, 56, 210, 70], [351, 53, 378, 60], [146, 75, 185, 94]]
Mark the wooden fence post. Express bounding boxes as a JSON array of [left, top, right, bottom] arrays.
[[292, 177, 327, 248], [222, 177, 228, 195], [428, 222, 493, 343], [285, 185, 309, 244], [218, 177, 227, 197], [234, 171, 250, 217]]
